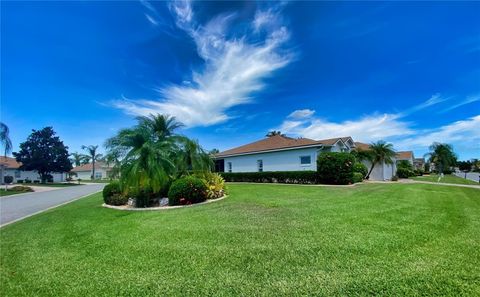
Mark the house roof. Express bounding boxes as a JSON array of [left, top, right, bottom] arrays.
[[215, 135, 352, 158], [396, 151, 414, 160], [354, 142, 371, 151], [414, 158, 425, 163], [71, 162, 111, 172], [0, 156, 21, 169]]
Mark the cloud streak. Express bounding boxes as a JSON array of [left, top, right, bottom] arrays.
[[115, 0, 293, 126]]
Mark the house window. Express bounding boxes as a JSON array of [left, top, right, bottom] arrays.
[[257, 160, 263, 172], [95, 172, 102, 179], [300, 156, 311, 165], [227, 162, 232, 173], [14, 170, 21, 178]]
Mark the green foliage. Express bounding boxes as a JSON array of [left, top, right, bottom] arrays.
[[13, 127, 72, 182], [3, 176, 13, 184], [352, 172, 364, 183], [8, 185, 33, 192], [197, 172, 226, 199], [413, 169, 424, 176], [396, 167, 415, 178], [102, 181, 127, 206], [220, 171, 318, 184], [168, 176, 207, 206], [352, 162, 368, 178], [397, 160, 413, 170], [424, 163, 430, 173], [105, 114, 212, 196], [391, 175, 399, 181], [425, 142, 457, 174], [0, 122, 12, 156], [364, 141, 396, 179], [16, 179, 24, 184], [317, 152, 355, 185]]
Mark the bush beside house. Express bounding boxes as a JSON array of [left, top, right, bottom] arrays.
[[221, 171, 318, 184], [317, 152, 355, 185]]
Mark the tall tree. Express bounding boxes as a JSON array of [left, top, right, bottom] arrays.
[[266, 131, 284, 137], [14, 127, 72, 183], [425, 142, 457, 174], [365, 141, 396, 179], [457, 161, 472, 179], [0, 122, 12, 157], [70, 152, 87, 167], [81, 145, 102, 180]]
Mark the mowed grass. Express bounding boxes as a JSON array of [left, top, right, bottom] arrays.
[[412, 174, 479, 185], [0, 189, 26, 196], [1, 184, 479, 296]]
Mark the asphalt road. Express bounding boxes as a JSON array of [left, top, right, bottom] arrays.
[[0, 184, 104, 226], [455, 171, 480, 183]]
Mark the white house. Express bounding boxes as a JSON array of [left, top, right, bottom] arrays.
[[396, 151, 414, 165], [0, 156, 66, 183], [71, 162, 113, 180], [354, 142, 397, 181], [214, 135, 398, 181]]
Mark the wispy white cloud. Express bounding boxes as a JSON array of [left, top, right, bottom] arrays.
[[140, 0, 161, 26], [396, 93, 448, 118], [115, 0, 293, 127], [280, 113, 414, 143], [395, 115, 480, 150], [440, 94, 480, 113], [288, 109, 315, 120]]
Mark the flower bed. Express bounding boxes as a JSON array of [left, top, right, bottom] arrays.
[[102, 195, 227, 211]]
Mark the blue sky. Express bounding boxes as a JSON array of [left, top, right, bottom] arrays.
[[2, 1, 479, 160]]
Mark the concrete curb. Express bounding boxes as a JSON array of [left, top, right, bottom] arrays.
[[102, 195, 228, 211]]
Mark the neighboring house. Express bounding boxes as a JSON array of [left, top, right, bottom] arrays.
[[214, 135, 355, 173], [413, 158, 425, 170], [396, 151, 414, 165], [0, 156, 66, 183], [71, 162, 113, 180], [354, 142, 397, 181]]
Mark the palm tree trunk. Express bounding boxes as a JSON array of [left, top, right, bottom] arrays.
[[92, 158, 95, 180], [366, 161, 376, 180]]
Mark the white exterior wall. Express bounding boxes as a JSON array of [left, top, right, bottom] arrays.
[[223, 147, 319, 173], [74, 169, 108, 180], [2, 169, 65, 183], [362, 159, 397, 181]]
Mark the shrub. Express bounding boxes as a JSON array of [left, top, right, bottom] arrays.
[[220, 171, 318, 184], [17, 179, 24, 184], [353, 163, 368, 178], [33, 180, 40, 184], [4, 176, 13, 184], [391, 175, 399, 181], [397, 167, 415, 178], [168, 176, 207, 206], [25, 179, 32, 184], [317, 152, 355, 185], [103, 181, 127, 206], [397, 160, 413, 171], [414, 169, 424, 176], [197, 172, 226, 199], [9, 185, 34, 192], [352, 172, 364, 183]]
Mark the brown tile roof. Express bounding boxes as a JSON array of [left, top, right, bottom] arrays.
[[354, 142, 371, 151], [396, 151, 414, 160], [71, 162, 111, 172], [0, 156, 21, 169], [215, 135, 349, 158]]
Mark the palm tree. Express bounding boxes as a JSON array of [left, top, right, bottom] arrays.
[[266, 130, 284, 137], [365, 141, 396, 180], [81, 145, 102, 180], [70, 152, 86, 167], [425, 142, 457, 174], [105, 114, 212, 206], [0, 122, 12, 157], [1, 122, 12, 189]]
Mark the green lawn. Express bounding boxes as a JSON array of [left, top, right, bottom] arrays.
[[0, 189, 27, 196], [1, 183, 479, 296], [411, 174, 479, 185]]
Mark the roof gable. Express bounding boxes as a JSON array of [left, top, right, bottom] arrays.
[[0, 156, 21, 169], [71, 162, 112, 172]]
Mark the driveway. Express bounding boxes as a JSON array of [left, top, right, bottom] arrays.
[[0, 184, 104, 226], [455, 171, 480, 183]]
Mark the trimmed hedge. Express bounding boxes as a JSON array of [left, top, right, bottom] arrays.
[[317, 152, 355, 185], [220, 171, 318, 184], [353, 172, 364, 183], [353, 163, 368, 178], [168, 176, 208, 206], [397, 167, 415, 178], [103, 181, 127, 206]]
